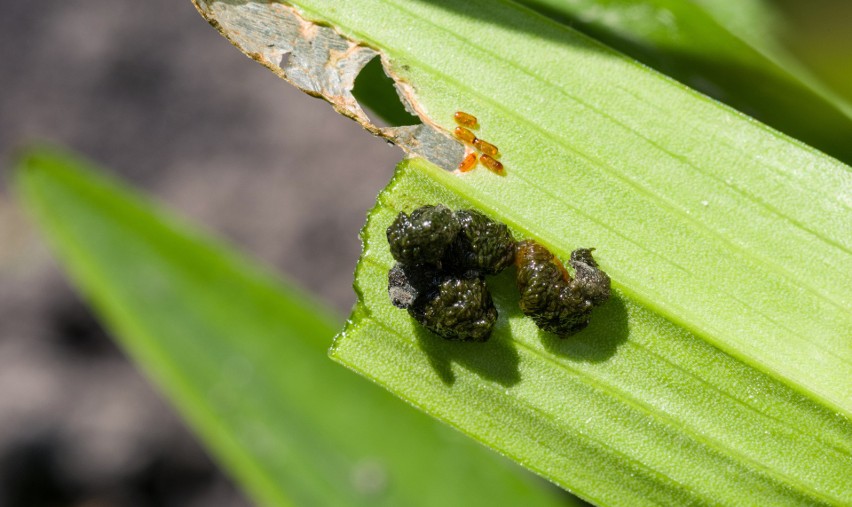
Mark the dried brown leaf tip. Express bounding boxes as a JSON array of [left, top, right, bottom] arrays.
[[453, 111, 504, 175]]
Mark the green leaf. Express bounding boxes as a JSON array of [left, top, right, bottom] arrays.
[[194, 0, 852, 503], [321, 0, 852, 162], [14, 146, 570, 507], [268, 0, 852, 425], [353, 55, 421, 127], [514, 0, 852, 164], [334, 158, 851, 506]]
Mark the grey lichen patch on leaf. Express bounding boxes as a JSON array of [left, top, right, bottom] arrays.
[[191, 0, 463, 170]]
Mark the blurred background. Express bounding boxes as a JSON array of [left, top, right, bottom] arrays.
[[0, 1, 849, 505]]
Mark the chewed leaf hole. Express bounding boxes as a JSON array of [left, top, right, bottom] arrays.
[[353, 56, 420, 127]]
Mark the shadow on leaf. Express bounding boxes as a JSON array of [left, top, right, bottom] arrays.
[[413, 322, 521, 388], [539, 292, 629, 363], [408, 269, 627, 385]]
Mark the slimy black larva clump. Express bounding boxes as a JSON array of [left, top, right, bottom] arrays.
[[387, 206, 515, 341], [444, 209, 516, 275], [515, 240, 611, 336], [387, 206, 611, 341], [386, 204, 459, 266], [389, 264, 496, 342]]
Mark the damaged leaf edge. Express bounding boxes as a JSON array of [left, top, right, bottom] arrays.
[[191, 0, 464, 170]]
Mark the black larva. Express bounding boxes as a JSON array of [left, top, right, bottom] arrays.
[[515, 240, 610, 336], [387, 206, 513, 341], [389, 263, 496, 342], [444, 209, 516, 275], [386, 204, 459, 267], [386, 205, 610, 340]]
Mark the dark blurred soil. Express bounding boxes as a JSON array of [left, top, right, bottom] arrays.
[[0, 1, 400, 505]]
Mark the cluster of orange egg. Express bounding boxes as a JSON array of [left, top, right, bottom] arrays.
[[453, 111, 504, 175]]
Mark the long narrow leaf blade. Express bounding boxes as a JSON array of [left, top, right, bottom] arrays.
[[333, 159, 852, 506], [14, 147, 568, 507], [195, 1, 851, 504], [261, 0, 852, 428], [515, 0, 852, 163]]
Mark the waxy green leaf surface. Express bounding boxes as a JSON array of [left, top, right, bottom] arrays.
[[334, 159, 851, 506], [260, 0, 852, 419], [516, 0, 852, 164]]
